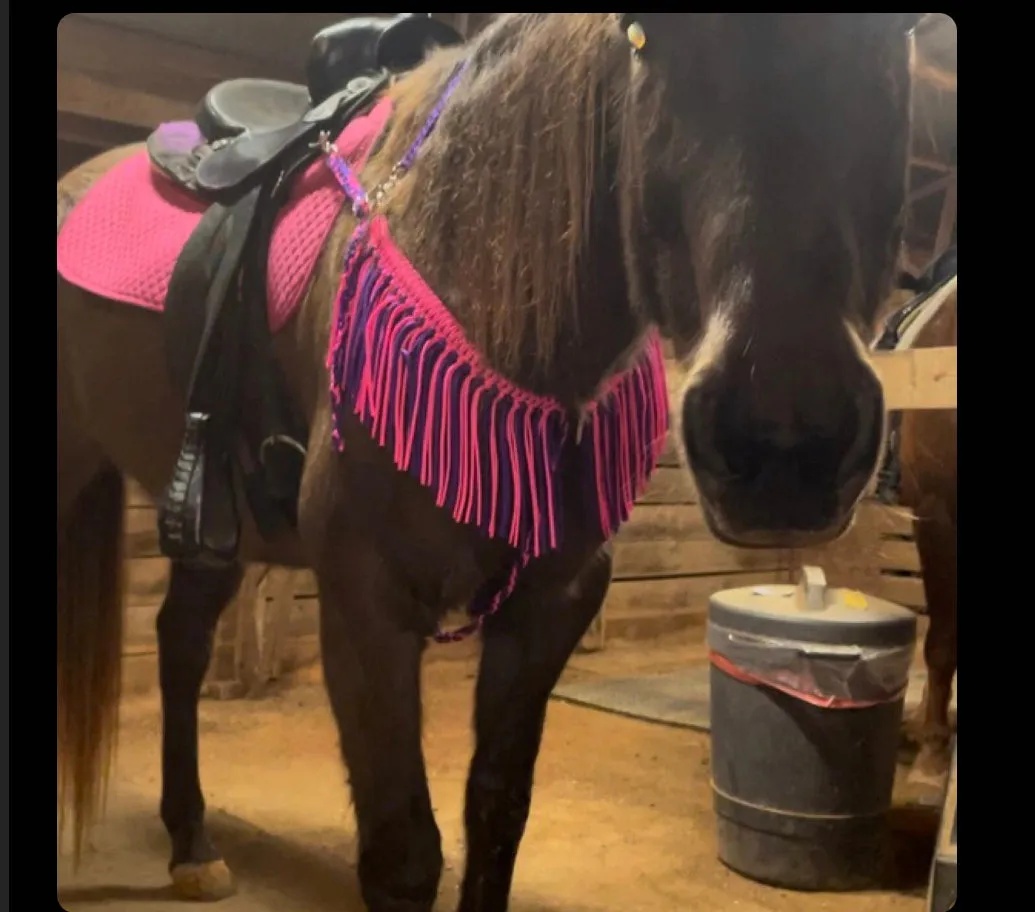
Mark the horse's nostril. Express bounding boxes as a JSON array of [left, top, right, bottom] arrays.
[[681, 384, 726, 476], [692, 377, 872, 489], [721, 434, 775, 483], [835, 376, 885, 485], [723, 432, 846, 487], [683, 357, 886, 511]]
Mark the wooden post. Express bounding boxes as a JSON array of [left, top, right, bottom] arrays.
[[202, 564, 295, 699], [933, 178, 957, 258], [578, 611, 607, 653], [251, 567, 294, 690], [577, 543, 613, 653], [926, 739, 957, 912]]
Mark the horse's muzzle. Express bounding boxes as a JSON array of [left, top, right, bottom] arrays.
[[679, 363, 884, 547]]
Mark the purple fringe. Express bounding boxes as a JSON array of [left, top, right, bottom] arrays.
[[326, 217, 669, 640]]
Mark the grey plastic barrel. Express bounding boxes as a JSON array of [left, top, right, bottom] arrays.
[[708, 566, 917, 891]]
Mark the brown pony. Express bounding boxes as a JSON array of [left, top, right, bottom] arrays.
[[57, 14, 920, 911]]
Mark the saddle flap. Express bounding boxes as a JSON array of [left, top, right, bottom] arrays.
[[193, 120, 315, 197], [147, 121, 212, 193], [163, 201, 240, 399]]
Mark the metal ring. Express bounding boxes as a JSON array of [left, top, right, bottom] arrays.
[[259, 434, 308, 467]]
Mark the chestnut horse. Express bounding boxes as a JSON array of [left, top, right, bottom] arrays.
[[57, 15, 920, 911], [892, 249, 958, 789]]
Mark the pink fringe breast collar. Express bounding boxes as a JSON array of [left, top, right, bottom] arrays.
[[323, 62, 670, 641]]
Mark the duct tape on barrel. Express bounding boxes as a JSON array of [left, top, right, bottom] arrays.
[[707, 566, 918, 708]]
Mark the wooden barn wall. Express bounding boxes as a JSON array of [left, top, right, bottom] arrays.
[[121, 351, 929, 687], [122, 384, 800, 685], [58, 15, 300, 148], [57, 13, 493, 152], [790, 504, 926, 612]]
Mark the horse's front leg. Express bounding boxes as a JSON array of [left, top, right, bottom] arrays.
[[458, 545, 613, 912], [158, 561, 243, 901], [315, 542, 443, 912]]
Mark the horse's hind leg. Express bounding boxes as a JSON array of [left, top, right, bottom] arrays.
[[157, 561, 244, 901], [314, 541, 442, 912], [458, 545, 613, 912], [909, 514, 957, 789]]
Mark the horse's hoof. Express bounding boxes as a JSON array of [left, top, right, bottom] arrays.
[[905, 744, 950, 806], [171, 860, 236, 902], [898, 728, 921, 752], [913, 742, 951, 777]]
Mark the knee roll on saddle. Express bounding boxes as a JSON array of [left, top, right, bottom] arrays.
[[308, 14, 465, 106]]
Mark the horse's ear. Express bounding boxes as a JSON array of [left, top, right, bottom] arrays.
[[899, 13, 926, 34], [867, 14, 926, 37]]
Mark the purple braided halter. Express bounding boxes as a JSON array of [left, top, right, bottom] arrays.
[[324, 60, 470, 219]]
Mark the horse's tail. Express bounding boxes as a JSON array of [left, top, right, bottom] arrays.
[[57, 465, 125, 864]]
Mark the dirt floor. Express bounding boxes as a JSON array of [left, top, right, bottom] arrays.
[[58, 633, 939, 912]]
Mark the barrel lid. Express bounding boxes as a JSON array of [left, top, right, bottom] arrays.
[[708, 566, 917, 648]]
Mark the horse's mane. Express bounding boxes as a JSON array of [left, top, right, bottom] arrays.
[[365, 14, 644, 378]]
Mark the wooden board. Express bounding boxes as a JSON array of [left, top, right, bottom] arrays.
[[57, 15, 299, 142], [603, 571, 785, 618], [619, 504, 711, 542], [872, 575, 926, 610], [659, 435, 683, 469], [120, 464, 922, 655], [77, 13, 346, 72], [248, 568, 784, 670], [871, 345, 957, 411], [662, 340, 958, 415], [124, 603, 161, 652], [613, 539, 786, 580], [57, 69, 194, 132], [927, 739, 957, 912], [791, 500, 926, 611], [638, 466, 696, 504], [283, 502, 787, 598], [126, 504, 161, 559], [126, 556, 169, 607]]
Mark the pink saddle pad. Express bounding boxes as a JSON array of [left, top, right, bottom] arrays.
[[57, 99, 393, 333]]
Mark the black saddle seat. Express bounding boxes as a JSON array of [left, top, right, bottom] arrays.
[[197, 78, 312, 141]]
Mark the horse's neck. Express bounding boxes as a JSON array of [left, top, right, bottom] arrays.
[[399, 218, 639, 408], [392, 131, 639, 399], [375, 18, 642, 406]]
